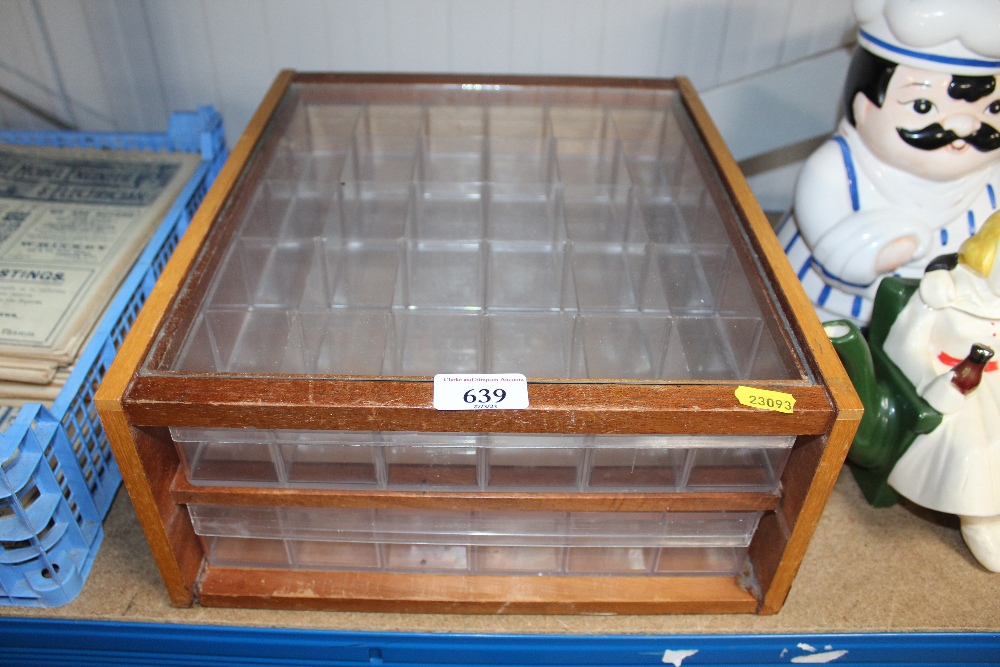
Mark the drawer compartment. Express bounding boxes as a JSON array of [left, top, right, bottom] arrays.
[[189, 504, 761, 577], [172, 427, 793, 493]]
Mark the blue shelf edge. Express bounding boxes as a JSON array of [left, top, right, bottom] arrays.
[[0, 619, 998, 666]]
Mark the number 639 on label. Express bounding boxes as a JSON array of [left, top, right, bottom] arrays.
[[434, 374, 529, 410]]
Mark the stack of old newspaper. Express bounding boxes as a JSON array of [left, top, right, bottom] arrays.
[[0, 143, 198, 408]]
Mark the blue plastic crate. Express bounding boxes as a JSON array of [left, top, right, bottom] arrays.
[[0, 106, 227, 607]]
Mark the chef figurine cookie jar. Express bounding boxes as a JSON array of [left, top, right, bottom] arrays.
[[777, 0, 1000, 326], [807, 0, 1000, 572]]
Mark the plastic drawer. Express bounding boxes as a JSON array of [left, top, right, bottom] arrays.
[[0, 108, 227, 607], [189, 504, 761, 577], [171, 427, 794, 493]]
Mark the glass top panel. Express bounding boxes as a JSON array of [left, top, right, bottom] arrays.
[[145, 80, 808, 382]]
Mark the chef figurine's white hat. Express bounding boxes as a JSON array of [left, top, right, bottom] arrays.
[[854, 0, 1000, 75]]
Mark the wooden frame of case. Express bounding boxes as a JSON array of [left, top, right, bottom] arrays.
[[95, 71, 861, 615]]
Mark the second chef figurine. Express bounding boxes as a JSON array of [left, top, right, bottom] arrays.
[[828, 211, 1000, 572], [778, 0, 1000, 326], [881, 211, 1000, 571]]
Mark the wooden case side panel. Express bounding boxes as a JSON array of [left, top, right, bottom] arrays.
[[752, 408, 859, 614], [93, 70, 298, 607], [99, 407, 199, 606], [196, 568, 759, 614], [675, 77, 862, 613]]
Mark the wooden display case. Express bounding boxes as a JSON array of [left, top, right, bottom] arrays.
[[95, 71, 861, 614]]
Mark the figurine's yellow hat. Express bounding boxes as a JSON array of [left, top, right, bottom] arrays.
[[854, 0, 1000, 75]]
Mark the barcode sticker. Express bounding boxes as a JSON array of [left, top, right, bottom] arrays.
[[735, 386, 795, 414]]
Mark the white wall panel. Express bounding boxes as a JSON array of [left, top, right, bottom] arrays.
[[660, 0, 730, 89], [387, 0, 451, 72], [263, 0, 331, 72], [143, 0, 221, 119], [201, 0, 277, 148], [0, 0, 862, 207], [82, 0, 169, 132], [0, 1, 62, 123], [780, 0, 855, 64], [599, 1, 669, 77], [530, 0, 607, 75], [0, 96, 56, 131], [36, 0, 115, 129], [702, 48, 851, 161], [326, 0, 391, 71], [508, 0, 546, 73], [3, 0, 859, 137], [717, 0, 796, 83], [449, 0, 514, 74]]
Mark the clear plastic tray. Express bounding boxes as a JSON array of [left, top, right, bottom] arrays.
[[171, 427, 793, 492], [189, 504, 761, 576], [162, 83, 798, 382]]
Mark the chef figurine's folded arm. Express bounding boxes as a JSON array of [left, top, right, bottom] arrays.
[[792, 139, 936, 290], [808, 209, 934, 289]]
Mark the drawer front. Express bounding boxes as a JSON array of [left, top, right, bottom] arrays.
[[172, 427, 793, 493], [189, 504, 761, 577]]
